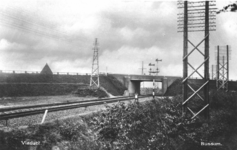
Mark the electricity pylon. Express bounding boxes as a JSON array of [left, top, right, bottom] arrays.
[[90, 38, 100, 87]]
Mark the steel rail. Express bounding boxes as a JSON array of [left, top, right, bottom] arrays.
[[0, 96, 150, 120], [0, 96, 136, 112]]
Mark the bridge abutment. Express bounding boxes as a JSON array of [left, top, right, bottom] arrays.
[[162, 77, 168, 94]]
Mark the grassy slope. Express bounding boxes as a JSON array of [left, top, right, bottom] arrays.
[[100, 75, 127, 96], [164, 79, 237, 149], [164, 79, 237, 96], [0, 74, 127, 97]]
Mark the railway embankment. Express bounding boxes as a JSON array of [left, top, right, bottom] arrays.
[[164, 78, 237, 96], [0, 73, 127, 97]]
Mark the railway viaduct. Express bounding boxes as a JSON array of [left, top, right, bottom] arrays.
[[109, 74, 181, 95]]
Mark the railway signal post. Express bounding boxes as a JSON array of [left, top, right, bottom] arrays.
[[152, 79, 155, 99]]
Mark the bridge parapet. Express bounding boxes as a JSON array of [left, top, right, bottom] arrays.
[[109, 73, 181, 95]]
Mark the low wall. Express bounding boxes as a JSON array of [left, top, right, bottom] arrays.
[[0, 73, 90, 83]]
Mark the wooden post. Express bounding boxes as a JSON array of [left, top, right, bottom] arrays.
[[41, 110, 48, 124], [182, 1, 188, 116]]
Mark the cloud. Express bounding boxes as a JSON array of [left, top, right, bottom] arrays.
[[0, 0, 236, 80], [0, 0, 183, 76], [100, 45, 182, 76]]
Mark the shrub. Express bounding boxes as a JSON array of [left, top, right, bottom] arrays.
[[87, 97, 207, 150], [0, 118, 102, 150], [73, 87, 108, 98], [86, 92, 237, 150]]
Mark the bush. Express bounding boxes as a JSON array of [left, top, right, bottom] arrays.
[[207, 91, 237, 148], [86, 97, 207, 150], [73, 87, 108, 98], [85, 92, 237, 150], [0, 119, 102, 150]]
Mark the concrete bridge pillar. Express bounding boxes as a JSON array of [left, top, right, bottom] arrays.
[[128, 80, 141, 96], [123, 76, 130, 88], [162, 77, 168, 94]]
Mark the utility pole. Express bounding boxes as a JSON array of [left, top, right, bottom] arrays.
[[211, 65, 213, 80], [204, 0, 210, 120], [227, 45, 229, 91], [216, 45, 231, 91], [90, 38, 100, 87], [211, 65, 216, 80], [139, 61, 146, 75], [216, 46, 219, 88]]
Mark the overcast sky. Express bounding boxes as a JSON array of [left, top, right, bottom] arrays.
[[0, 0, 237, 79]]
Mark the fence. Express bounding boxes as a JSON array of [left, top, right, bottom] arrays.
[[0, 70, 109, 76]]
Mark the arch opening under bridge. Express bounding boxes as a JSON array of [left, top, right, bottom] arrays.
[[128, 79, 167, 96], [140, 81, 162, 95], [108, 74, 181, 96]]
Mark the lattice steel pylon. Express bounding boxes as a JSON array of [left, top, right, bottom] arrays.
[[177, 1, 216, 120], [90, 38, 100, 87], [211, 64, 216, 80], [216, 45, 230, 91]]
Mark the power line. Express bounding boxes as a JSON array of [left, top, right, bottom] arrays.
[[4, 6, 68, 36], [0, 8, 69, 41], [0, 18, 65, 40]]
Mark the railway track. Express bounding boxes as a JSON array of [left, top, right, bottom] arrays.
[[0, 95, 151, 123]]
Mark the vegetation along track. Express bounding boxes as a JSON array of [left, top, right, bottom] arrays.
[[0, 95, 152, 122]]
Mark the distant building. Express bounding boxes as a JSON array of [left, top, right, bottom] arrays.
[[40, 63, 53, 75]]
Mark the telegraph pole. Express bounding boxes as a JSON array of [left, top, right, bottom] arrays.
[[139, 61, 146, 75], [182, 1, 188, 116], [216, 46, 219, 88], [216, 45, 231, 91], [204, 1, 210, 120], [227, 45, 229, 91], [211, 65, 216, 80], [211, 65, 214, 80], [178, 0, 216, 120]]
